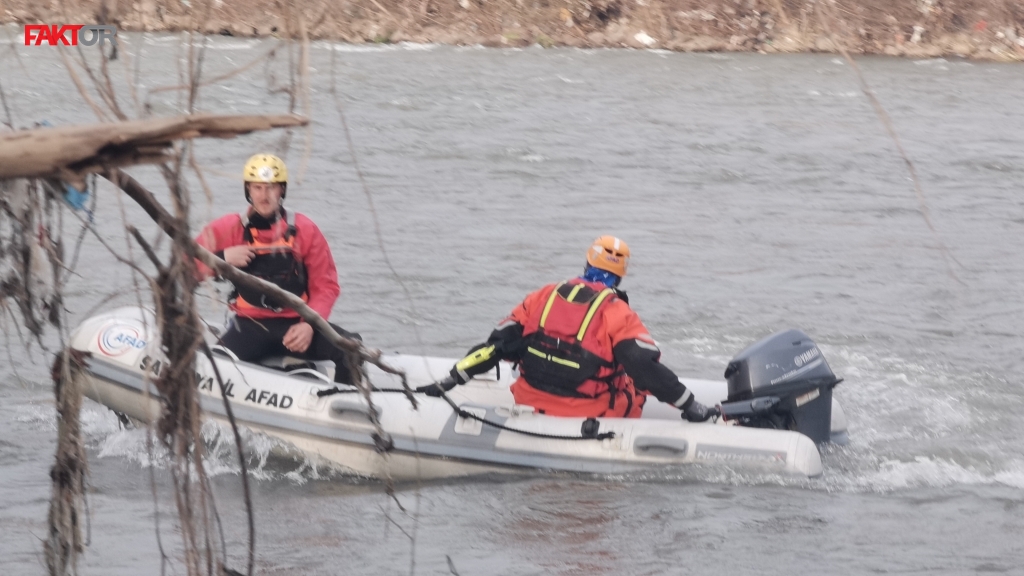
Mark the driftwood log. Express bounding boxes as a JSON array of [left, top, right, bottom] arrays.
[[0, 114, 307, 184]]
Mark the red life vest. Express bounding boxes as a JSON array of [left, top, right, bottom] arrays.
[[231, 210, 308, 312], [519, 279, 626, 401]]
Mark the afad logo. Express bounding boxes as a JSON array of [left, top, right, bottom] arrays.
[[97, 323, 148, 357], [24, 24, 118, 47]]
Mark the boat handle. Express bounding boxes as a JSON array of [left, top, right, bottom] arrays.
[[330, 399, 380, 422], [210, 345, 239, 361], [287, 368, 332, 384], [633, 436, 689, 456]]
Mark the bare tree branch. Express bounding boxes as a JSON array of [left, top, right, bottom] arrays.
[[0, 114, 308, 181]]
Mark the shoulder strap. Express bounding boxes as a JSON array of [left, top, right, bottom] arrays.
[[283, 209, 297, 239], [576, 289, 614, 341], [538, 282, 566, 329], [537, 280, 614, 339], [240, 210, 296, 242], [239, 210, 253, 242]]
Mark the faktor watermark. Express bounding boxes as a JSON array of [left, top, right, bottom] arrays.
[[24, 24, 118, 47]]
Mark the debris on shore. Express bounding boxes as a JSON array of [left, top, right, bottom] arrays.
[[4, 0, 1022, 60]]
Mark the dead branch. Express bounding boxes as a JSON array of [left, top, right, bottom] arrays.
[[45, 349, 90, 576], [0, 114, 308, 182], [817, 2, 967, 286], [146, 44, 282, 97]]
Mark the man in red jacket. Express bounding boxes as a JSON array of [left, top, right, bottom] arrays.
[[195, 153, 359, 383], [421, 236, 714, 422]]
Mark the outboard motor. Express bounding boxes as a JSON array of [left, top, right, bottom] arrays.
[[719, 329, 841, 444]]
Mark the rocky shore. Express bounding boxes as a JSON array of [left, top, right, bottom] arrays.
[[3, 0, 1023, 61]]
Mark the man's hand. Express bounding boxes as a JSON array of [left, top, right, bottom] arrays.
[[224, 246, 256, 267], [283, 322, 314, 353], [682, 400, 718, 423]]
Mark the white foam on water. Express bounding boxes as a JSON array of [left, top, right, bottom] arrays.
[[80, 405, 123, 438], [914, 58, 950, 70], [328, 42, 439, 53], [87, 414, 341, 483], [14, 404, 57, 431], [651, 331, 1024, 492], [666, 335, 737, 366], [807, 89, 860, 98], [399, 42, 440, 51], [826, 456, 1024, 493], [97, 427, 170, 469], [612, 463, 814, 490], [198, 39, 263, 51]]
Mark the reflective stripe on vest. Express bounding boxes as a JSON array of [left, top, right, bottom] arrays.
[[520, 280, 621, 399], [538, 281, 614, 341]]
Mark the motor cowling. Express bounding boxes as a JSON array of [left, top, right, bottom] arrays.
[[720, 329, 841, 444]]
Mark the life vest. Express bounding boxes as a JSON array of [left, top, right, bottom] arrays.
[[231, 210, 308, 312], [519, 280, 625, 402]]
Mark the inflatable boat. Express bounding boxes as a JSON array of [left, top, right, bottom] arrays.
[[69, 307, 848, 479]]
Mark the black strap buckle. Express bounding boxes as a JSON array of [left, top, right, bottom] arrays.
[[580, 417, 615, 440]]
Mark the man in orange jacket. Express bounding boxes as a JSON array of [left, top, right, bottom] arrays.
[[195, 154, 359, 383], [421, 236, 714, 421]]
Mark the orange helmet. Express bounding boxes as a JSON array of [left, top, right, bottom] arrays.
[[586, 235, 630, 278]]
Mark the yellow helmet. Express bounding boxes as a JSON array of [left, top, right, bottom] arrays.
[[586, 235, 630, 278], [243, 154, 288, 184]]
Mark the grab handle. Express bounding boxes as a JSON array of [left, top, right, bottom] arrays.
[[288, 368, 332, 384], [633, 436, 689, 457], [329, 399, 380, 423]]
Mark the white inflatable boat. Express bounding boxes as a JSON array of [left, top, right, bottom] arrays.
[[69, 307, 848, 479]]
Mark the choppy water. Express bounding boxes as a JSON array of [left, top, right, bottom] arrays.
[[2, 31, 1023, 574]]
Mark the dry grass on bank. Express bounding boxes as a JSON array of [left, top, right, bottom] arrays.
[[2, 0, 1023, 59]]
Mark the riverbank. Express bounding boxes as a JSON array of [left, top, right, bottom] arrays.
[[3, 0, 1022, 60]]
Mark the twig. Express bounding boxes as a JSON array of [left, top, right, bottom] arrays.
[[817, 1, 966, 286], [146, 44, 282, 97], [329, 51, 430, 358], [200, 343, 256, 576], [0, 75, 14, 128], [57, 49, 111, 122], [296, 10, 313, 185], [128, 226, 168, 274], [189, 148, 216, 205]]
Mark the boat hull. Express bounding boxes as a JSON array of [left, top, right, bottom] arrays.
[[71, 307, 830, 479]]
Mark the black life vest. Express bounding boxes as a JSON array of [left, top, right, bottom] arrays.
[[519, 280, 623, 399], [231, 210, 308, 311]]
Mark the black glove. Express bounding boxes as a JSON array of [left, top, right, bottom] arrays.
[[682, 400, 717, 423], [415, 376, 459, 397]]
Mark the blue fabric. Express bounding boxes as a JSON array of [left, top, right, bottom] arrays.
[[580, 265, 620, 288], [64, 184, 89, 210], [63, 182, 94, 222]]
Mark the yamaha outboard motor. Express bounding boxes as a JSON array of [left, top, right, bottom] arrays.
[[719, 329, 841, 444]]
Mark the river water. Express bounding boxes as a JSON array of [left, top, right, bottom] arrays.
[[2, 32, 1023, 574]]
